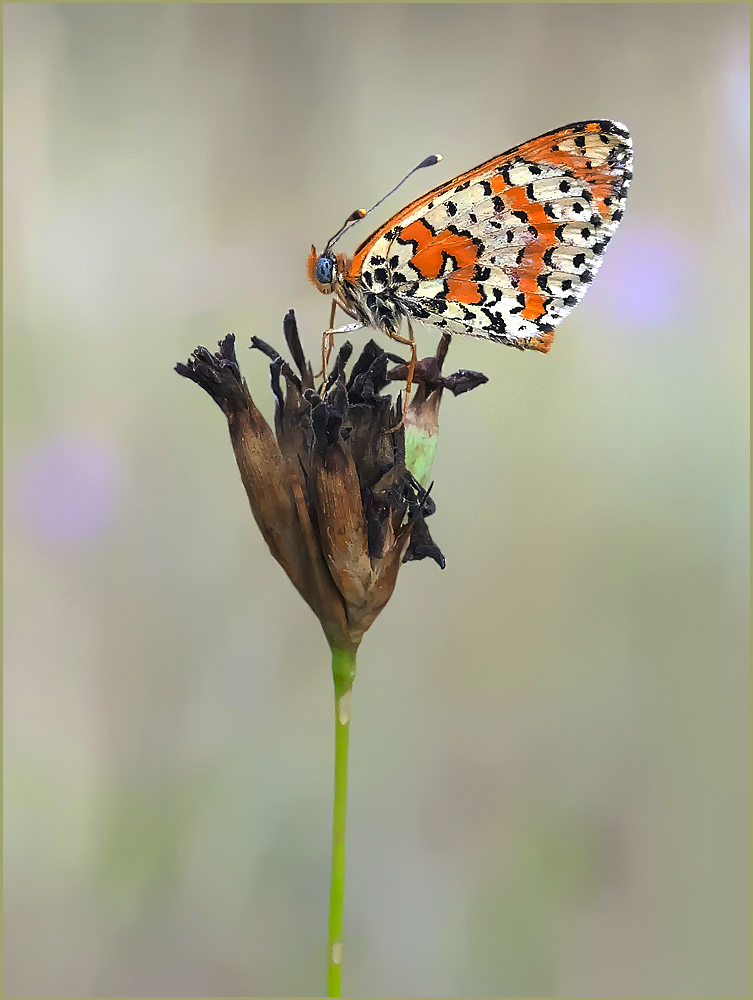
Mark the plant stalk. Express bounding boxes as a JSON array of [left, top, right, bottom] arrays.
[[327, 645, 357, 997]]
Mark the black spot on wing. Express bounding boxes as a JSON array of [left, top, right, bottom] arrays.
[[481, 308, 508, 341]]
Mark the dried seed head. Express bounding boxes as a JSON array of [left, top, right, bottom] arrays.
[[176, 313, 488, 658]]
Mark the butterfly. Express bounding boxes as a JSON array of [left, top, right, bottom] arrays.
[[308, 120, 632, 387]]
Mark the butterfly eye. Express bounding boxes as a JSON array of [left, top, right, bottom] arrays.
[[316, 256, 334, 286]]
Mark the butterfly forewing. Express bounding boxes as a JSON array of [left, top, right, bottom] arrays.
[[351, 120, 632, 352]]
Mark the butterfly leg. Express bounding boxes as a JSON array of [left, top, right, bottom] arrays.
[[318, 319, 366, 396], [319, 301, 338, 383], [405, 319, 416, 410], [385, 321, 417, 425]]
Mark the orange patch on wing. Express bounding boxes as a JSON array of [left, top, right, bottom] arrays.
[[502, 185, 560, 320], [585, 178, 617, 216], [397, 219, 434, 254], [527, 329, 555, 353], [445, 268, 483, 305], [517, 273, 540, 295], [490, 174, 508, 196], [408, 226, 481, 281], [503, 186, 553, 228], [520, 293, 546, 321]]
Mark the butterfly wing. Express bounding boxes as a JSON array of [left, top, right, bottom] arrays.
[[350, 120, 632, 352]]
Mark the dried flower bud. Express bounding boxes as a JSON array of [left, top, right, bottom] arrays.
[[176, 312, 487, 657]]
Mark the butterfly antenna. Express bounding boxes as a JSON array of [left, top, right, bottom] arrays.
[[325, 153, 443, 252]]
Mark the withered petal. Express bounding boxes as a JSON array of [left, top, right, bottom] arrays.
[[313, 439, 373, 609], [283, 309, 314, 389], [403, 513, 446, 569], [250, 336, 303, 392], [443, 369, 489, 396]]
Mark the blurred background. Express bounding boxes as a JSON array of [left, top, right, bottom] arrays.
[[3, 4, 749, 996]]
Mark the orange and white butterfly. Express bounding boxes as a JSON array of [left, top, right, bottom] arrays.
[[308, 120, 632, 361]]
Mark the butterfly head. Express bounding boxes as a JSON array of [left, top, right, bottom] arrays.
[[308, 205, 368, 295], [308, 155, 443, 297], [308, 245, 341, 295]]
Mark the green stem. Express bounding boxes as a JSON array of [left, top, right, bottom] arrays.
[[327, 646, 357, 997]]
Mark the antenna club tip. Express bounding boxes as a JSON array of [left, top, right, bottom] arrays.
[[435, 153, 443, 162]]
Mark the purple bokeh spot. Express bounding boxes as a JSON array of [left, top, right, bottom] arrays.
[[15, 434, 125, 543], [589, 223, 697, 334]]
